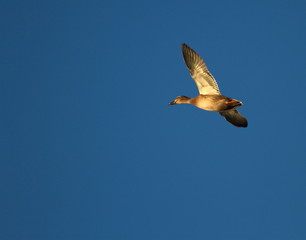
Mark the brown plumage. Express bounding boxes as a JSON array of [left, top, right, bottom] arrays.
[[169, 43, 248, 128]]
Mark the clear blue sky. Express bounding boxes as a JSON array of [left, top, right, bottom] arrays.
[[1, 0, 306, 239]]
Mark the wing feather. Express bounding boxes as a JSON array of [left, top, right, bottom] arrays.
[[219, 110, 248, 128], [182, 43, 220, 95]]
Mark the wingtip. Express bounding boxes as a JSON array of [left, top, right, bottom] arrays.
[[232, 121, 248, 128], [181, 43, 188, 48]]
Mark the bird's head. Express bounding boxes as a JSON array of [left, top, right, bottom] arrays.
[[168, 96, 191, 105]]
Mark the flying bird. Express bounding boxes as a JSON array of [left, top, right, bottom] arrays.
[[169, 43, 248, 128]]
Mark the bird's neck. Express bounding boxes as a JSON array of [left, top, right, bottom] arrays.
[[180, 97, 192, 104]]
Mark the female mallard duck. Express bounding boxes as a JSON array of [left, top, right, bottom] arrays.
[[169, 43, 248, 128]]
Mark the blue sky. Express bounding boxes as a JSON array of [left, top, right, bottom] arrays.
[[1, 0, 306, 239]]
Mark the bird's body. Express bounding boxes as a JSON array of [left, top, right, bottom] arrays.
[[169, 43, 248, 128], [170, 94, 242, 112]]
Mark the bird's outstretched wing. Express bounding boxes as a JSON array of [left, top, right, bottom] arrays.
[[182, 43, 220, 95], [219, 110, 248, 128]]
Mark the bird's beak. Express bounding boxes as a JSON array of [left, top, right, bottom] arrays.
[[168, 101, 176, 105]]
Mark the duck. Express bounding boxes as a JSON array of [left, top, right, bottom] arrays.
[[169, 43, 248, 128]]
